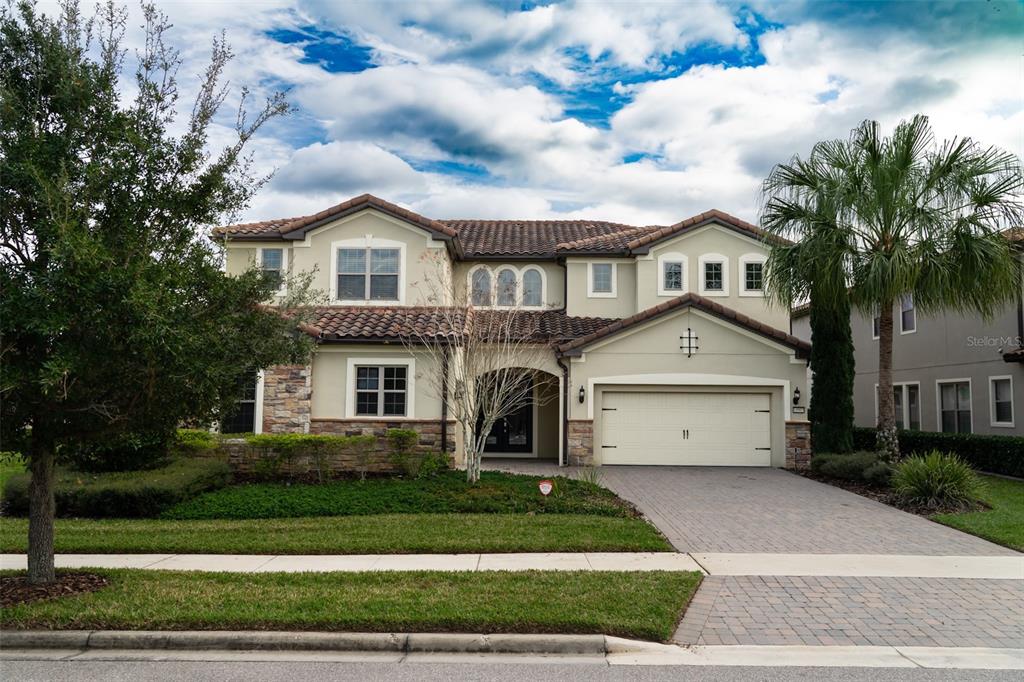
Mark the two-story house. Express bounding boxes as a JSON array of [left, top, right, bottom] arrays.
[[791, 231, 1023, 437], [214, 194, 811, 468]]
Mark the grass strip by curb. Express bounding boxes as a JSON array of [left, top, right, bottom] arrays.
[[0, 513, 671, 554], [932, 475, 1024, 552], [1, 569, 702, 642]]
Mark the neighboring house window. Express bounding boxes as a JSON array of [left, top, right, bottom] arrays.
[[588, 262, 616, 297], [663, 261, 683, 292], [522, 268, 542, 307], [876, 383, 920, 431], [471, 268, 492, 306], [259, 248, 284, 290], [990, 376, 1014, 427], [698, 254, 728, 296], [221, 371, 258, 434], [704, 262, 723, 291], [337, 247, 400, 301], [355, 366, 407, 417], [872, 314, 880, 340], [496, 268, 517, 306], [900, 294, 916, 333], [938, 381, 972, 433]]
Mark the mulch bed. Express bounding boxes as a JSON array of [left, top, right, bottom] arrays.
[[1, 572, 109, 607], [796, 470, 986, 516]]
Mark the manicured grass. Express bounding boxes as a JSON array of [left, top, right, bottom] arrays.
[[0, 513, 671, 554], [163, 471, 635, 520], [0, 569, 702, 642], [932, 475, 1024, 551], [0, 459, 25, 493]]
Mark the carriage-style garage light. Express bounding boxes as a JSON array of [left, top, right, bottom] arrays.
[[578, 386, 586, 404], [793, 387, 801, 406]]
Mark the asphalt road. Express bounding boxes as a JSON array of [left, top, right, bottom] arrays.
[[2, 660, 1020, 682]]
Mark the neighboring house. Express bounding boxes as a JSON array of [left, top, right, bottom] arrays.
[[791, 233, 1023, 437], [213, 193, 811, 468]]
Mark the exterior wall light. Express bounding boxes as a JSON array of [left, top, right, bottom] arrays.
[[793, 387, 801, 406], [578, 386, 586, 404]]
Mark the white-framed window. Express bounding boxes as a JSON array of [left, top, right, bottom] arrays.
[[588, 262, 617, 298], [470, 267, 492, 306], [899, 294, 916, 334], [872, 314, 880, 340], [496, 268, 517, 307], [875, 382, 921, 430], [990, 376, 1014, 427], [257, 247, 286, 292], [937, 379, 972, 434], [346, 357, 416, 419], [739, 253, 766, 296], [331, 237, 405, 304], [698, 254, 729, 296], [522, 268, 543, 307], [657, 252, 687, 297]]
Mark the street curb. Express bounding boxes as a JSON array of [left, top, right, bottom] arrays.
[[0, 630, 611, 655]]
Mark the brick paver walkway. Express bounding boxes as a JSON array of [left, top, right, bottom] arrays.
[[674, 576, 1024, 648], [488, 462, 1016, 555]]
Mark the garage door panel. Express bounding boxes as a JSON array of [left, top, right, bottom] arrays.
[[600, 391, 771, 466]]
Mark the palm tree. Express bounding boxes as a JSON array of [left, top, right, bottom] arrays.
[[761, 115, 1023, 459]]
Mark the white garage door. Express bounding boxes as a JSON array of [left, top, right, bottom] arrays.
[[599, 391, 772, 466]]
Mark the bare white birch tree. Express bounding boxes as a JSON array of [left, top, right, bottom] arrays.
[[401, 251, 555, 483]]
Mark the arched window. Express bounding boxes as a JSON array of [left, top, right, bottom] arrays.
[[471, 268, 492, 306], [496, 269, 517, 306], [522, 268, 542, 307]]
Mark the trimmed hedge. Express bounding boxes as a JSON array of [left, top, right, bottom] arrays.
[[853, 427, 1024, 478], [810, 451, 893, 487], [2, 457, 231, 518]]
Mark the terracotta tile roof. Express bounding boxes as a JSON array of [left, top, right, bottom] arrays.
[[213, 194, 784, 257], [556, 293, 811, 358], [447, 219, 643, 258], [308, 307, 616, 344], [1003, 227, 1024, 244]]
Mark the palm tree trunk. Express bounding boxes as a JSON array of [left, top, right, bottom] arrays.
[[27, 432, 56, 584], [876, 301, 899, 459]]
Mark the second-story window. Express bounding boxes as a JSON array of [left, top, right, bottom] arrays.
[[471, 268, 492, 306], [522, 269, 542, 307], [744, 262, 763, 291], [591, 263, 613, 294], [260, 248, 284, 290], [663, 261, 683, 292], [338, 247, 400, 301], [496, 269, 517, 306], [900, 294, 916, 333], [703, 262, 723, 291]]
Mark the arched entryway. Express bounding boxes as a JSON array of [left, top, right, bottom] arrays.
[[478, 368, 561, 462]]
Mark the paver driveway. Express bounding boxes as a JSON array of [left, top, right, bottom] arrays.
[[490, 463, 1014, 555]]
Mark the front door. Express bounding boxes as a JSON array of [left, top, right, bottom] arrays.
[[483, 402, 533, 453]]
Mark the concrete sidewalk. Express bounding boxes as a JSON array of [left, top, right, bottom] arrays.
[[0, 552, 704, 573], [2, 552, 1020, 578]]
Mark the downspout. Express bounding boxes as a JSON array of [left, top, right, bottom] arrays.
[[556, 355, 570, 467], [441, 348, 449, 454]]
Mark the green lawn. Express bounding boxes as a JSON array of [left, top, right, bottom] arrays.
[[0, 569, 702, 642], [0, 513, 671, 554], [0, 458, 25, 492], [162, 470, 635, 520], [932, 475, 1024, 551]]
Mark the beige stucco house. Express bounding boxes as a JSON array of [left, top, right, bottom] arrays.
[[214, 194, 812, 469]]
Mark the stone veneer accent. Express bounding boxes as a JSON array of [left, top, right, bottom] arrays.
[[785, 420, 812, 470], [261, 364, 312, 434], [567, 420, 594, 466], [310, 419, 455, 454]]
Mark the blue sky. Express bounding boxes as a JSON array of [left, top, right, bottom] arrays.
[[101, 1, 1024, 224]]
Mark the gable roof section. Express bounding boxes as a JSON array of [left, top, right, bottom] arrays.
[[212, 194, 785, 259], [557, 292, 811, 358]]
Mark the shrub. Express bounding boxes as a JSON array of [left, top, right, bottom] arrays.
[[64, 429, 174, 472], [387, 429, 421, 477], [3, 457, 231, 518], [890, 450, 985, 511], [852, 427, 1024, 478], [242, 433, 377, 482], [174, 429, 220, 455], [810, 451, 892, 486], [416, 451, 450, 479]]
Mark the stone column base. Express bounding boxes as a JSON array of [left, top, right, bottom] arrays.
[[785, 420, 812, 470], [567, 420, 594, 466]]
